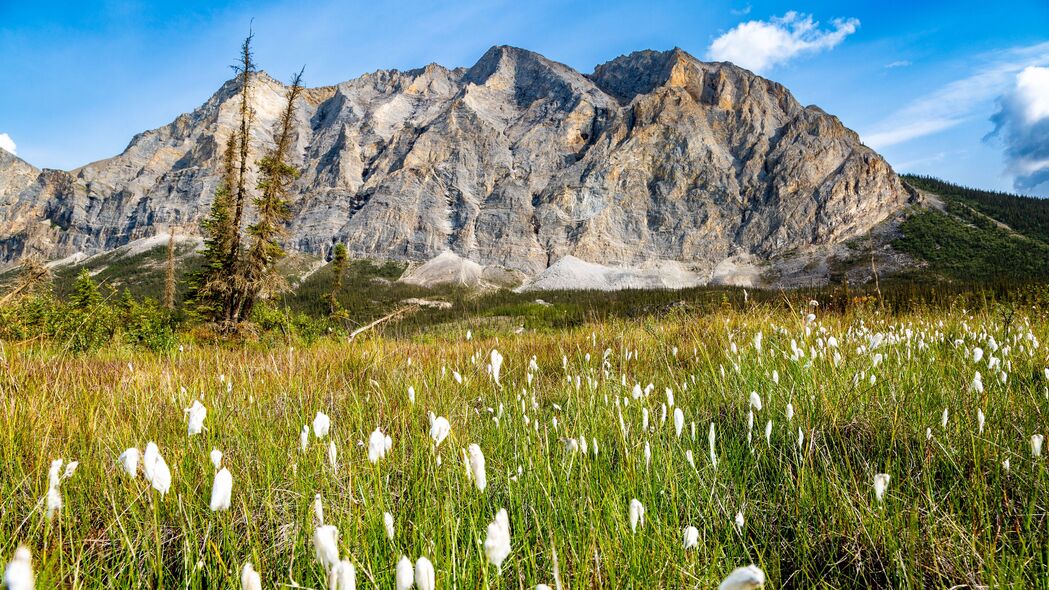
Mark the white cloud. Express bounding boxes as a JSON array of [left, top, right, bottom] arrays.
[[884, 60, 911, 69], [0, 133, 15, 155], [706, 11, 859, 73], [987, 65, 1049, 190], [862, 42, 1049, 150]]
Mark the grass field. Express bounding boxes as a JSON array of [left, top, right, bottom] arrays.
[[2, 303, 1049, 588]]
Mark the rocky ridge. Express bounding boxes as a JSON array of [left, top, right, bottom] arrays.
[[0, 46, 913, 288]]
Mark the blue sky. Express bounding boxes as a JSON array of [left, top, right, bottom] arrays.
[[2, 0, 1048, 196]]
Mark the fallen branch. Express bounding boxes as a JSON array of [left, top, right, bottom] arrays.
[[348, 304, 419, 341]]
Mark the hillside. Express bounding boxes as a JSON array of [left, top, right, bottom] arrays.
[[894, 176, 1049, 283]]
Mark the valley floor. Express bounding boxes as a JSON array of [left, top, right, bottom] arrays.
[[2, 306, 1049, 588]]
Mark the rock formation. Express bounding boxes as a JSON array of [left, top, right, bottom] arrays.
[[0, 46, 913, 287]]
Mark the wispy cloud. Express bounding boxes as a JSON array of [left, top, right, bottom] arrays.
[[0, 133, 15, 155], [884, 60, 911, 69], [707, 11, 859, 74], [862, 42, 1049, 150], [987, 65, 1049, 190]]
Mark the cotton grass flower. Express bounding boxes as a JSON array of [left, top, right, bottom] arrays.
[[718, 564, 766, 590], [628, 499, 645, 533], [977, 409, 985, 434], [369, 428, 391, 463], [764, 420, 772, 446], [734, 511, 744, 533], [873, 473, 890, 502], [1031, 434, 1044, 458], [785, 403, 794, 422], [384, 511, 395, 541], [313, 525, 340, 572], [683, 526, 699, 550], [396, 556, 414, 590], [749, 391, 762, 411], [484, 508, 512, 572], [708, 422, 717, 469], [428, 413, 451, 448], [490, 349, 504, 386], [186, 400, 207, 436], [313, 412, 331, 438], [118, 447, 140, 479], [468, 444, 487, 492], [300, 425, 310, 451], [45, 459, 64, 520], [151, 453, 172, 496], [209, 468, 233, 511], [328, 441, 338, 470], [940, 408, 949, 429], [210, 449, 223, 470], [3, 546, 33, 590], [414, 556, 435, 590], [241, 562, 262, 590], [330, 560, 356, 590]]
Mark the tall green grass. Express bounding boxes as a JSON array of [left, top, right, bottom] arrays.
[[2, 305, 1048, 588]]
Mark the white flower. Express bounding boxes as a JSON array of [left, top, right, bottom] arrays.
[[369, 428, 390, 464], [972, 372, 984, 394], [683, 526, 699, 549], [797, 428, 804, 451], [119, 447, 140, 478], [209, 468, 233, 511], [708, 423, 717, 469], [313, 412, 332, 438], [384, 512, 395, 541], [408, 386, 416, 405], [313, 525, 340, 572], [301, 425, 310, 451], [330, 559, 356, 590], [186, 400, 207, 436], [314, 494, 325, 525], [414, 556, 435, 590], [764, 421, 772, 446], [328, 441, 338, 470], [734, 511, 744, 532], [453, 371, 463, 384], [241, 562, 262, 590], [1032, 434, 1044, 458], [686, 449, 695, 469], [718, 564, 766, 590], [210, 449, 223, 470], [673, 408, 684, 437], [468, 444, 487, 492], [429, 413, 451, 448], [62, 461, 78, 479], [143, 442, 160, 482], [644, 442, 651, 470], [628, 499, 645, 533], [490, 349, 504, 386], [785, 403, 794, 422], [151, 453, 172, 496], [3, 546, 34, 590], [977, 409, 985, 434], [749, 392, 762, 412], [484, 508, 512, 571], [973, 347, 984, 363], [45, 459, 63, 520], [396, 556, 414, 590], [940, 408, 949, 429], [873, 473, 890, 502]]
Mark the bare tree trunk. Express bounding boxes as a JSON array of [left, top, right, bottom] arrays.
[[164, 228, 176, 310]]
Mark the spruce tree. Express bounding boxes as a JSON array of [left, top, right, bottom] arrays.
[[327, 243, 348, 315]]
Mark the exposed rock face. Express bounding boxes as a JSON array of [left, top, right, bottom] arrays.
[[0, 46, 912, 284]]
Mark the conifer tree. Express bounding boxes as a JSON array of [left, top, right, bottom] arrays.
[[327, 243, 348, 315]]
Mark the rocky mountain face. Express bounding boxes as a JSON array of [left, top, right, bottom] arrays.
[[0, 46, 913, 286]]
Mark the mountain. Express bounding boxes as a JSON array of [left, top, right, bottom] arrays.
[[0, 46, 914, 288]]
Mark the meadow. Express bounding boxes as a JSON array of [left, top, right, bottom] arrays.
[[2, 302, 1049, 588]]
